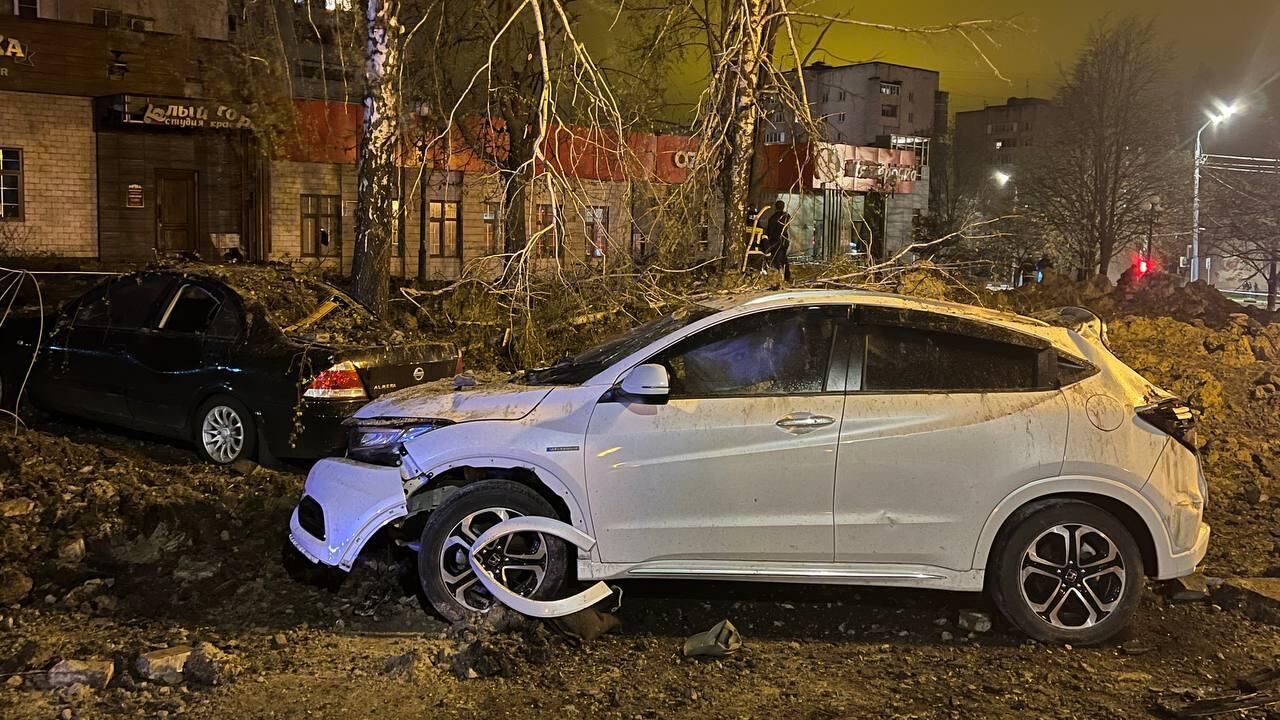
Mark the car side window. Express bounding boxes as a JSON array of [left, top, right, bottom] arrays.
[[207, 300, 242, 340], [861, 324, 1040, 392], [160, 284, 222, 335], [72, 286, 110, 327], [105, 275, 177, 330], [651, 307, 838, 398]]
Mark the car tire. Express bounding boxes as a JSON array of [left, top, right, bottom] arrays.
[[990, 500, 1144, 646], [418, 480, 569, 623], [194, 396, 257, 465]]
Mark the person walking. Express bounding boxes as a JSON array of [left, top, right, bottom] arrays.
[[763, 200, 792, 282]]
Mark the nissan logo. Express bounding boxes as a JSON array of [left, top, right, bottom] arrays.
[[412, 366, 425, 381]]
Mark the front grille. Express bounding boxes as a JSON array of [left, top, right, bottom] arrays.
[[297, 496, 326, 541]]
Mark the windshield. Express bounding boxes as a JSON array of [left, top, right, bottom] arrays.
[[520, 305, 717, 386]]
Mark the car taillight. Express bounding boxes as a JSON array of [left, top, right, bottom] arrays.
[[304, 360, 367, 400], [1137, 398, 1197, 452]]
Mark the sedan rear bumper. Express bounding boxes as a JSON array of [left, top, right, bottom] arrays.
[[289, 457, 408, 570], [260, 399, 365, 459]]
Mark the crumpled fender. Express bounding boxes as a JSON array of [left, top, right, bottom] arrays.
[[468, 516, 613, 618]]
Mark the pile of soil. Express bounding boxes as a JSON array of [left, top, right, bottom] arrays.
[[0, 426, 300, 603], [993, 274, 1280, 576]]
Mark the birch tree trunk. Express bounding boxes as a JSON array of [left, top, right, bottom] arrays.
[[350, 0, 402, 316], [720, 0, 776, 265]]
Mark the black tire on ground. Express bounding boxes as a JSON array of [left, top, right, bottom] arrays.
[[989, 500, 1145, 646], [418, 479, 569, 623], [193, 395, 257, 465]]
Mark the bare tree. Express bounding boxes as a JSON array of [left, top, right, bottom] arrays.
[[350, 0, 402, 315], [1021, 19, 1182, 278], [1205, 168, 1280, 309]]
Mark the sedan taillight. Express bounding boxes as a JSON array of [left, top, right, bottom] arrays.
[[1137, 398, 1197, 452], [304, 360, 368, 400]]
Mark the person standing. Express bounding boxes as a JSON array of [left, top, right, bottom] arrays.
[[763, 200, 792, 281]]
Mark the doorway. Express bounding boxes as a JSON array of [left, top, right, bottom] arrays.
[[156, 170, 198, 253]]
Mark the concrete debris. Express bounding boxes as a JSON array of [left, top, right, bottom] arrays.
[[1212, 578, 1280, 626], [271, 633, 288, 649], [135, 646, 193, 685], [1162, 574, 1211, 603], [57, 537, 85, 563], [956, 610, 993, 633], [382, 649, 433, 681], [0, 497, 35, 517], [0, 566, 33, 604], [47, 659, 114, 689], [682, 619, 742, 658], [183, 642, 242, 686], [548, 607, 621, 645], [173, 557, 220, 583]]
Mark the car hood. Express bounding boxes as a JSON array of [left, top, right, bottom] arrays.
[[352, 381, 554, 423]]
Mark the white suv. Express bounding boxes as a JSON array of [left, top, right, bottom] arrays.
[[289, 291, 1208, 645]]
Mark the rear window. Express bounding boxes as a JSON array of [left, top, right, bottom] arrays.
[[161, 284, 221, 334], [862, 325, 1040, 392]]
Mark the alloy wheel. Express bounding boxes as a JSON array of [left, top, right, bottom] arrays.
[[1018, 524, 1127, 629], [201, 405, 245, 463], [438, 507, 550, 612]]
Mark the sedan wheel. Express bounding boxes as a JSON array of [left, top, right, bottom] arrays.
[[194, 396, 256, 465]]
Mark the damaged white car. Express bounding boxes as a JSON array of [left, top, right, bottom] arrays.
[[289, 291, 1208, 645]]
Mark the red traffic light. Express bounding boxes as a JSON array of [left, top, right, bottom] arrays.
[[1138, 259, 1149, 274]]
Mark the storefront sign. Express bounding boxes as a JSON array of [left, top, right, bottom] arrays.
[[811, 144, 918, 194], [126, 184, 144, 208], [120, 97, 254, 130], [0, 35, 28, 61]]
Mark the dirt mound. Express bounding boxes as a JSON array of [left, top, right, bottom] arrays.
[[0, 427, 300, 600], [1105, 314, 1280, 576]]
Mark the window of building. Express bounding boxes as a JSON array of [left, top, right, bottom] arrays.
[[907, 112, 914, 124], [0, 149, 22, 221], [428, 200, 461, 258], [881, 104, 899, 118], [93, 8, 120, 26], [836, 112, 846, 123], [482, 202, 502, 254], [652, 307, 839, 398], [535, 204, 564, 258], [837, 89, 847, 101], [908, 91, 915, 102], [631, 223, 647, 257], [862, 325, 1039, 392], [15, 0, 38, 18], [994, 140, 1004, 150], [879, 82, 901, 96], [584, 206, 609, 258], [300, 194, 340, 257], [764, 131, 787, 144]]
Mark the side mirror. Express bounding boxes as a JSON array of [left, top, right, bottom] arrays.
[[618, 363, 670, 405]]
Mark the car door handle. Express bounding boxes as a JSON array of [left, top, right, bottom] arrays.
[[775, 413, 836, 434]]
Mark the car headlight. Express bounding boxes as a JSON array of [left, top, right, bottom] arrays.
[[347, 420, 451, 465]]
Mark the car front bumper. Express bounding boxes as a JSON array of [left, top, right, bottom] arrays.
[[289, 457, 408, 571]]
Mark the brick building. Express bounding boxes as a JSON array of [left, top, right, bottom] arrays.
[[953, 97, 1056, 191]]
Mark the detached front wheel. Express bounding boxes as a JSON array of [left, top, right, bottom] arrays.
[[990, 501, 1144, 646], [418, 480, 568, 623]]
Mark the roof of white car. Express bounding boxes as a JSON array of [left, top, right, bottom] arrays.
[[705, 289, 1051, 331]]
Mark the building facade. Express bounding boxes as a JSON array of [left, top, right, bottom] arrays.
[[953, 96, 1056, 190]]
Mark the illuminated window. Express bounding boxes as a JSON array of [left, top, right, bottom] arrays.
[[428, 200, 461, 258], [880, 82, 901, 96], [482, 202, 501, 254], [535, 204, 564, 258], [584, 206, 609, 258], [300, 194, 340, 257]]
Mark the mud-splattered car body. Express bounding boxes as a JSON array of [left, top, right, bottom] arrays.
[[291, 290, 1208, 642], [3, 268, 459, 462]]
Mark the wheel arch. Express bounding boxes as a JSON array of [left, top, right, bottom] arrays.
[[407, 456, 589, 536], [973, 477, 1172, 579]]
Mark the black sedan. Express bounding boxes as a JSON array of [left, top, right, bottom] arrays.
[[2, 266, 459, 464]]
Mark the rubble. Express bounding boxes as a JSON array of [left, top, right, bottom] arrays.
[[1212, 578, 1280, 626], [957, 610, 993, 633], [135, 646, 192, 685], [1162, 574, 1211, 603], [0, 566, 32, 603], [682, 619, 742, 658], [47, 659, 114, 689], [382, 649, 434, 681], [0, 497, 34, 517], [183, 642, 242, 686]]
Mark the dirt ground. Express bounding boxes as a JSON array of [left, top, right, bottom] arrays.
[[3, 276, 1280, 719]]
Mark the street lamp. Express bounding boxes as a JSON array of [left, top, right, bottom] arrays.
[[1140, 196, 1161, 272], [1191, 101, 1243, 282]]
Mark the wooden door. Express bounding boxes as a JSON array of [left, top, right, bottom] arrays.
[[156, 170, 198, 253]]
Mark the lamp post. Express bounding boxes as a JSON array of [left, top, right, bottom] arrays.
[[1140, 196, 1161, 271], [1192, 102, 1242, 282], [992, 171, 1022, 285]]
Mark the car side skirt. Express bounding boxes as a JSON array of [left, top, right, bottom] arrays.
[[582, 560, 987, 592]]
